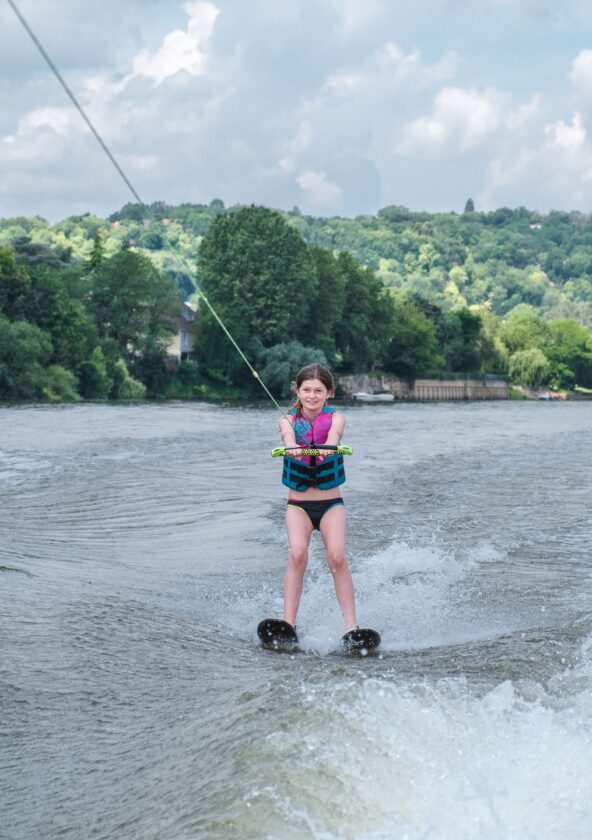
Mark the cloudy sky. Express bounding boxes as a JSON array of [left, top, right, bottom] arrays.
[[2, 0, 592, 221]]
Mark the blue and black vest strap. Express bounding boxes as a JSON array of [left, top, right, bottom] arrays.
[[282, 454, 345, 491]]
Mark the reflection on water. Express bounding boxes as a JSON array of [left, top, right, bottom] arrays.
[[1, 401, 592, 839]]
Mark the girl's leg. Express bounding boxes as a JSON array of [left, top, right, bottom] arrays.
[[284, 506, 313, 627], [319, 504, 357, 632]]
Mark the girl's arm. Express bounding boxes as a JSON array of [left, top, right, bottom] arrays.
[[279, 415, 298, 448], [324, 411, 345, 449]]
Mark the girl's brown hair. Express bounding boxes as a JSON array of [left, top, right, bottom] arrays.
[[288, 364, 334, 414]]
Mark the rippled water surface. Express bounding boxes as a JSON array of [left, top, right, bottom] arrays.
[[2, 401, 592, 839]]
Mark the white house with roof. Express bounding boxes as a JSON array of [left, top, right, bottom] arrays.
[[166, 300, 197, 363]]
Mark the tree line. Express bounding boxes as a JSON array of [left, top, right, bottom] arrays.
[[0, 239, 182, 401], [4, 198, 592, 325], [1, 202, 592, 402], [194, 206, 592, 395]]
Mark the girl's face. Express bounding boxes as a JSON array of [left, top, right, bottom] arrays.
[[296, 378, 331, 413]]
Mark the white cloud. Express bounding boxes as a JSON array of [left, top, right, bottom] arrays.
[[278, 121, 313, 173], [329, 0, 387, 36], [323, 42, 459, 97], [1, 104, 88, 170], [569, 49, 592, 96], [480, 111, 592, 211], [132, 1, 219, 84], [545, 112, 586, 156], [378, 43, 460, 89], [395, 86, 508, 156], [118, 152, 160, 172], [297, 170, 343, 208], [19, 106, 78, 137], [506, 95, 541, 131], [0, 0, 223, 202], [4, 1, 592, 219]]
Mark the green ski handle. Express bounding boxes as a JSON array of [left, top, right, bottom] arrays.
[[271, 445, 353, 458]]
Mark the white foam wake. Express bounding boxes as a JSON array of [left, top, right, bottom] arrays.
[[241, 635, 592, 839]]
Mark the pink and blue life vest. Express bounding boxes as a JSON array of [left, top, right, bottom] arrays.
[[282, 406, 346, 491]]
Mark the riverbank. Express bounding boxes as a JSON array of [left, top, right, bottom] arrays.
[[511, 385, 592, 401], [4, 374, 592, 407], [338, 373, 508, 401]]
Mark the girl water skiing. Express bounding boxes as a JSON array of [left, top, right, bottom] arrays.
[[257, 363, 380, 651], [278, 364, 357, 636]]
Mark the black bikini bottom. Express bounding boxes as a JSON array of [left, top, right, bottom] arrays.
[[286, 497, 344, 530]]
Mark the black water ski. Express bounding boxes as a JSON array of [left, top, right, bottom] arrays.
[[341, 627, 381, 655], [257, 619, 299, 651]]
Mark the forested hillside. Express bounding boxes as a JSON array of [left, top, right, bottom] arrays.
[[2, 200, 591, 325], [1, 201, 592, 402]]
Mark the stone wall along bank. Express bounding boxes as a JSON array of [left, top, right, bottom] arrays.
[[337, 374, 508, 401]]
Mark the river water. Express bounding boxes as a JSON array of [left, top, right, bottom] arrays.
[[1, 400, 592, 839]]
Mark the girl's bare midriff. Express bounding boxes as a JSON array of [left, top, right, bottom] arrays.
[[286, 485, 342, 501]]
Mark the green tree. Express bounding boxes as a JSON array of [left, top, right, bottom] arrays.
[[165, 360, 199, 399], [464, 198, 475, 214], [255, 341, 329, 399], [383, 291, 442, 379], [0, 315, 53, 400], [471, 306, 508, 373], [89, 231, 105, 269], [377, 205, 415, 223], [196, 206, 317, 383], [498, 306, 548, 354], [110, 358, 146, 399], [440, 309, 483, 371], [77, 346, 113, 399], [132, 339, 172, 397], [42, 365, 80, 402], [545, 319, 592, 388], [0, 245, 31, 320], [11, 235, 72, 269], [508, 348, 550, 386], [209, 198, 225, 215], [333, 251, 393, 372], [140, 228, 164, 251], [108, 203, 145, 223], [307, 246, 347, 362], [27, 266, 93, 370], [90, 250, 178, 360]]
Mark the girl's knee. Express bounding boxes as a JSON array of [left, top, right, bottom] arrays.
[[289, 546, 308, 570], [326, 550, 347, 575]]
